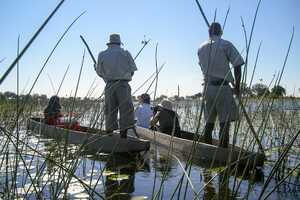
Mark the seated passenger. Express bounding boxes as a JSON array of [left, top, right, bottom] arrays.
[[44, 96, 62, 125], [135, 93, 153, 128], [44, 96, 80, 130], [151, 99, 181, 137]]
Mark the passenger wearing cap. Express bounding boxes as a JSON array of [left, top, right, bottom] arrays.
[[151, 99, 181, 137], [134, 93, 153, 128], [197, 22, 244, 148], [95, 34, 137, 138]]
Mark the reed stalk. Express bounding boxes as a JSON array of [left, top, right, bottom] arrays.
[[0, 0, 66, 85]]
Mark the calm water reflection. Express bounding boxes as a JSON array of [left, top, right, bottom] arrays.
[[104, 154, 147, 199], [1, 131, 300, 199]]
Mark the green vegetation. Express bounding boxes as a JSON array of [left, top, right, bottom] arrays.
[[1, 0, 300, 199], [271, 85, 286, 97], [251, 83, 270, 97]]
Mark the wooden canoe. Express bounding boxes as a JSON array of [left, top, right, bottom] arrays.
[[134, 126, 265, 167], [28, 118, 150, 153]]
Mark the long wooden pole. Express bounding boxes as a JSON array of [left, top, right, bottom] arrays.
[[134, 39, 151, 60], [195, 0, 210, 27], [80, 35, 97, 65]]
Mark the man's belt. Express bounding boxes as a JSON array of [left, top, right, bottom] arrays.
[[106, 79, 129, 83], [208, 79, 229, 86]]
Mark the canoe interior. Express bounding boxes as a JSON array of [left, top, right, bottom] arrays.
[[30, 117, 105, 134], [135, 126, 265, 168], [28, 118, 264, 167], [28, 118, 150, 153]]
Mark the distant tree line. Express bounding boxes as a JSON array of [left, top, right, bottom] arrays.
[[242, 83, 286, 98], [0, 92, 97, 109], [0, 91, 48, 106], [183, 83, 288, 99], [0, 83, 292, 107], [184, 83, 288, 99]]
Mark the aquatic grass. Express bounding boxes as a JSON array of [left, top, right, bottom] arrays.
[[264, 161, 300, 199], [145, 63, 165, 95], [56, 65, 70, 96], [222, 6, 230, 30], [67, 49, 85, 126], [258, 129, 300, 199], [0, 0, 66, 85], [1, 129, 44, 198], [152, 130, 197, 199], [1, 1, 300, 200], [181, 0, 299, 199], [153, 43, 159, 101], [12, 35, 21, 198], [7, 11, 86, 136], [1, 90, 300, 199], [230, 8, 273, 194], [47, 73, 57, 94], [0, 127, 106, 199], [172, 155, 199, 199]]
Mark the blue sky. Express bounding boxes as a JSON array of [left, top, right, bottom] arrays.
[[0, 0, 299, 97]]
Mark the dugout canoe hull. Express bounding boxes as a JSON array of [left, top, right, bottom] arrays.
[[28, 118, 150, 153], [134, 126, 265, 167]]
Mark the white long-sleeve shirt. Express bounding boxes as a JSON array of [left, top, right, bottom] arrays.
[[135, 103, 153, 128]]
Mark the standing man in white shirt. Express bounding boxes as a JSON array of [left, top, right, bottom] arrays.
[[135, 93, 153, 128], [96, 34, 137, 138], [197, 22, 244, 148]]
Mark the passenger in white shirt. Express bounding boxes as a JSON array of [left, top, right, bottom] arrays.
[[135, 93, 153, 128]]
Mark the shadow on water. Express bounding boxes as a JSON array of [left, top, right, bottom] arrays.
[[103, 153, 149, 200]]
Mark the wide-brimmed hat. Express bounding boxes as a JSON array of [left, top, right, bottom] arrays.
[[158, 99, 173, 110], [106, 33, 123, 45]]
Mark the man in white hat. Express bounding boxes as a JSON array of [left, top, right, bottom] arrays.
[[95, 34, 137, 138], [197, 22, 244, 148]]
